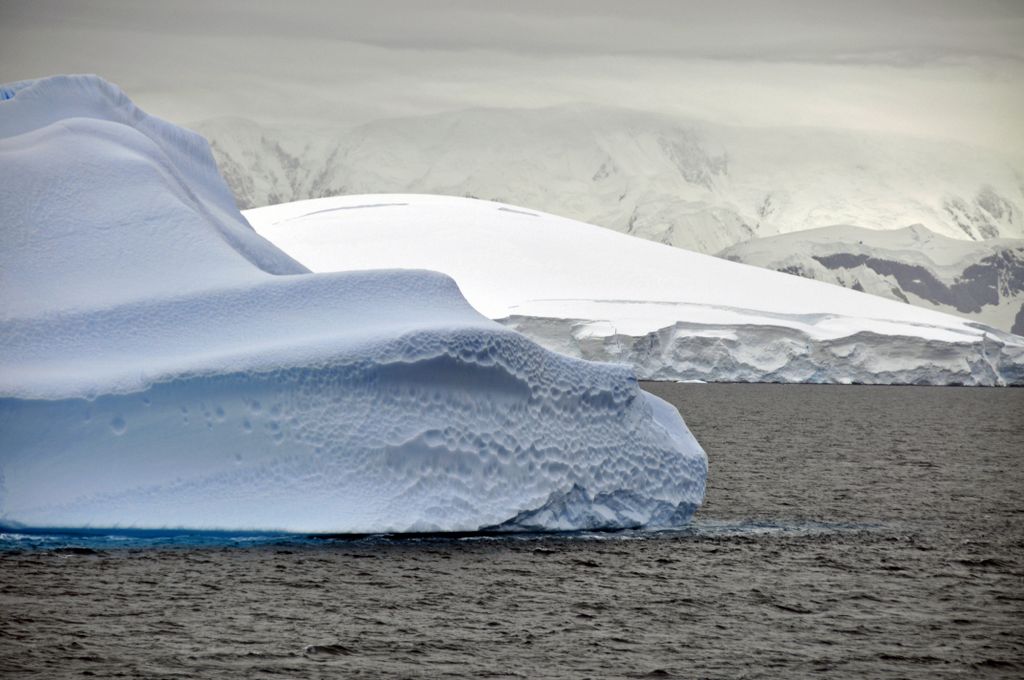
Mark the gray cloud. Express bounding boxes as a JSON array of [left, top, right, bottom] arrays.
[[7, 0, 1024, 60], [1, 0, 1022, 153]]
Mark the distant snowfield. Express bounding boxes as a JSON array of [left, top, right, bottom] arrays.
[[248, 194, 1024, 386], [719, 225, 1024, 335]]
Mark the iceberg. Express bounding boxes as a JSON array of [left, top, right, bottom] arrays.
[[0, 75, 707, 534], [246, 194, 1024, 386]]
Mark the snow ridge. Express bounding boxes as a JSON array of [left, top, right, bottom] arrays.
[[1, 75, 303, 279]]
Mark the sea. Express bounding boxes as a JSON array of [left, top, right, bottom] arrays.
[[1, 384, 1022, 678]]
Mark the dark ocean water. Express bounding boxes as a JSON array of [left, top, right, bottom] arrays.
[[1, 384, 1022, 678]]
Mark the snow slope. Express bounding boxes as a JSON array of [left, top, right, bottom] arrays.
[[719, 225, 1024, 335], [195, 105, 1024, 255], [247, 195, 1024, 386], [0, 75, 706, 534]]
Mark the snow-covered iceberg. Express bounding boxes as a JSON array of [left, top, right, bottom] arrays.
[[0, 75, 706, 533], [247, 194, 1024, 386]]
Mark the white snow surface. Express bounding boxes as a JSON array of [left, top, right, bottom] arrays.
[[247, 194, 1024, 386], [0, 75, 706, 534], [719, 224, 1024, 335]]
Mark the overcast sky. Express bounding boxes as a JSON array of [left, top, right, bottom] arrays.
[[2, 0, 1022, 153]]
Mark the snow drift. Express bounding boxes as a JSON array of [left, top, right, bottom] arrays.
[[0, 75, 706, 533], [247, 195, 1024, 386]]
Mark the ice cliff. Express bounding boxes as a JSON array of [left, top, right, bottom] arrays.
[[0, 75, 706, 533]]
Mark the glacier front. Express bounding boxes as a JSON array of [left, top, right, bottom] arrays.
[[0, 75, 706, 534], [247, 194, 1024, 386]]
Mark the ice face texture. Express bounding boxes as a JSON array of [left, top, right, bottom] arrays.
[[0, 75, 706, 533]]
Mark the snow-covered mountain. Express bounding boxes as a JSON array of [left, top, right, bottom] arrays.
[[1, 76, 706, 534], [720, 225, 1024, 335], [194, 105, 1024, 256], [246, 194, 1024, 386]]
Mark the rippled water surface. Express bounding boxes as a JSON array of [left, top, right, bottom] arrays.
[[2, 384, 1022, 678]]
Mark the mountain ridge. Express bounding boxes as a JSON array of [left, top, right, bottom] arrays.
[[193, 104, 1024, 255], [719, 224, 1024, 334]]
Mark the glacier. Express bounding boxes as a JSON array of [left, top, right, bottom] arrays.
[[0, 75, 707, 534], [247, 194, 1024, 386]]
